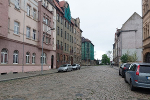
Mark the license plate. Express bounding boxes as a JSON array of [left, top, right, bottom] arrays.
[[148, 77, 150, 80]]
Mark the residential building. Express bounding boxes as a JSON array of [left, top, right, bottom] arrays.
[[54, 0, 82, 68], [81, 37, 94, 61], [142, 0, 150, 62], [113, 12, 142, 65], [0, 0, 56, 74]]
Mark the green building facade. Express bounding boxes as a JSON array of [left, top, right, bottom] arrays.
[[82, 37, 94, 60]]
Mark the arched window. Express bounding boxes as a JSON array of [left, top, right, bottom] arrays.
[[13, 50, 18, 64], [41, 53, 46, 64], [1, 48, 8, 64], [26, 52, 30, 64], [32, 53, 36, 64]]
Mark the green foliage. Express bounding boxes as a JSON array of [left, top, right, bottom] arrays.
[[120, 51, 138, 63], [120, 54, 128, 63], [102, 54, 110, 65]]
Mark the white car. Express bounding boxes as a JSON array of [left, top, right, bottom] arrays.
[[72, 64, 81, 70], [58, 64, 73, 72]]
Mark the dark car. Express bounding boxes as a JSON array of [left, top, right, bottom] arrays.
[[125, 63, 150, 91], [119, 63, 131, 78]]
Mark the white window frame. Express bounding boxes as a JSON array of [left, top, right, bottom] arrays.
[[15, 0, 20, 9], [41, 53, 46, 64], [26, 27, 30, 38], [14, 21, 19, 34], [32, 53, 35, 64], [13, 50, 18, 64], [46, 37, 49, 44], [27, 5, 30, 16], [26, 52, 30, 64], [33, 29, 36, 40], [33, 9, 36, 20], [1, 49, 8, 64]]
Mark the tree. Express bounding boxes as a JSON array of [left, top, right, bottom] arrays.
[[120, 51, 138, 63], [120, 53, 128, 63], [102, 54, 110, 65]]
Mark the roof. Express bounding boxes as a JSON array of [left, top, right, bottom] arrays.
[[59, 1, 65, 7], [53, 0, 64, 13]]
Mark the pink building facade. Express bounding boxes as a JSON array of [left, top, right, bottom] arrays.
[[0, 0, 56, 74]]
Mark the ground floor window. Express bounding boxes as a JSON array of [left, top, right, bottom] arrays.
[[41, 53, 46, 64], [13, 50, 18, 64], [26, 52, 30, 64], [32, 53, 36, 64], [1, 48, 8, 64]]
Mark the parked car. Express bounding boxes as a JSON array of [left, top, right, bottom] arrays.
[[72, 64, 80, 70], [119, 63, 131, 78], [57, 64, 73, 72], [124, 63, 150, 91]]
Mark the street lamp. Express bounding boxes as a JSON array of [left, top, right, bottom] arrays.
[[41, 28, 55, 75]]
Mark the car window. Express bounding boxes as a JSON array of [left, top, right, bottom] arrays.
[[140, 65, 150, 73], [125, 64, 131, 68], [130, 64, 137, 71], [72, 64, 76, 66]]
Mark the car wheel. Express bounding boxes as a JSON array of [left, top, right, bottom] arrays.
[[124, 76, 128, 83], [119, 70, 121, 76], [66, 69, 68, 72], [122, 72, 124, 78], [130, 80, 136, 91]]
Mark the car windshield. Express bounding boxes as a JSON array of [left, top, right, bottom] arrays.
[[72, 64, 76, 66], [60, 65, 67, 67], [140, 65, 150, 73], [124, 64, 131, 68]]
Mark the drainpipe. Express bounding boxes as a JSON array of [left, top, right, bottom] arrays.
[[22, 0, 26, 73]]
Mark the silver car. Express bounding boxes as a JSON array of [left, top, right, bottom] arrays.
[[58, 64, 73, 72], [125, 63, 150, 91], [72, 64, 80, 70]]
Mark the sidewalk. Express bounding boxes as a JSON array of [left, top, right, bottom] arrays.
[[0, 66, 90, 82], [0, 69, 58, 82]]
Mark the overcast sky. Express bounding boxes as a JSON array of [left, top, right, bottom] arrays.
[[64, 0, 142, 60]]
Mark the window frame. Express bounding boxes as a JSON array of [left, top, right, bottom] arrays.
[[13, 50, 19, 64], [14, 21, 19, 34], [26, 27, 30, 38], [26, 52, 30, 64], [1, 49, 8, 64]]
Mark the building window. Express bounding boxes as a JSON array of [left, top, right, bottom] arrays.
[[26, 52, 30, 64], [57, 40, 59, 49], [41, 53, 46, 64], [15, 0, 20, 9], [49, 38, 51, 44], [27, 5, 30, 16], [65, 43, 66, 51], [14, 21, 19, 34], [13, 50, 18, 64], [70, 35, 71, 42], [33, 9, 36, 20], [43, 17, 46, 23], [67, 33, 69, 40], [61, 41, 63, 50], [67, 44, 69, 52], [1, 49, 8, 64], [57, 27, 59, 35], [33, 29, 36, 40], [72, 36, 73, 43], [65, 31, 66, 39], [32, 53, 35, 64], [26, 27, 30, 38], [46, 37, 49, 44], [57, 14, 59, 22], [61, 29, 63, 37]]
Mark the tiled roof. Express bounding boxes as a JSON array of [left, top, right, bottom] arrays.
[[53, 0, 64, 13], [59, 1, 65, 7]]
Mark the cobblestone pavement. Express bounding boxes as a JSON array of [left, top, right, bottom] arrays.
[[0, 66, 150, 100]]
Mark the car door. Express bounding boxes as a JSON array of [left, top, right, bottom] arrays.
[[126, 64, 137, 82]]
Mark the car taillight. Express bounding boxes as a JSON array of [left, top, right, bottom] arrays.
[[136, 65, 140, 76], [123, 67, 127, 70]]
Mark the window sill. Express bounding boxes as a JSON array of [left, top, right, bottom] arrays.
[[14, 7, 21, 13], [13, 63, 18, 64], [13, 33, 20, 37], [26, 15, 32, 19], [26, 37, 31, 40]]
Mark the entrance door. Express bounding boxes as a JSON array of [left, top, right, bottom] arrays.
[[51, 55, 54, 69], [145, 53, 150, 63]]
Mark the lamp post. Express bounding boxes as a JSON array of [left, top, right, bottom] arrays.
[[41, 28, 55, 75]]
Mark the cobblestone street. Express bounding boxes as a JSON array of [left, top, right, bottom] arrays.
[[0, 66, 150, 100]]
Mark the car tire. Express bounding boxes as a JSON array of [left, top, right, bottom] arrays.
[[124, 76, 128, 83], [66, 69, 68, 72], [122, 72, 124, 78], [130, 80, 136, 91], [119, 70, 121, 76]]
